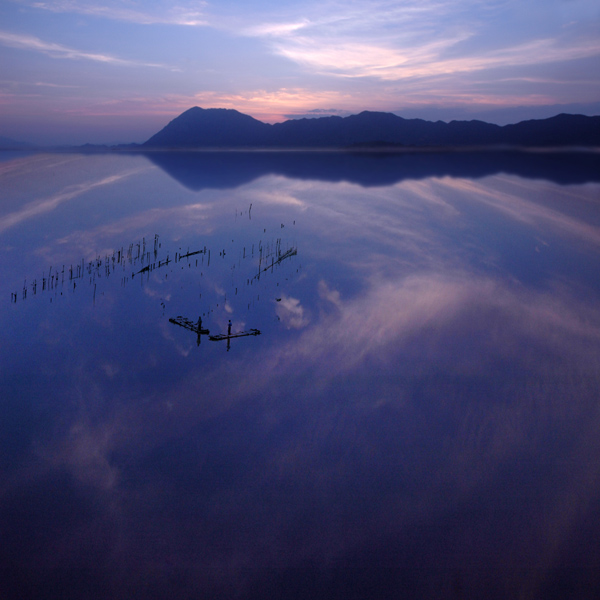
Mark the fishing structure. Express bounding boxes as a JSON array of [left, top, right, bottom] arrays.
[[10, 206, 300, 353], [168, 315, 210, 346], [168, 316, 261, 351], [209, 319, 261, 352]]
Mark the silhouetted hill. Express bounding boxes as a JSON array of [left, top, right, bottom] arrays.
[[501, 113, 600, 146], [143, 108, 600, 149], [144, 107, 271, 147]]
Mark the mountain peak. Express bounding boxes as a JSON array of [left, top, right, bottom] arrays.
[[144, 106, 270, 148]]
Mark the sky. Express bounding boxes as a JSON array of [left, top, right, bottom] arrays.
[[0, 0, 599, 145]]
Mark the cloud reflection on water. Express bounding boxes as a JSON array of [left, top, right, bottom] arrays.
[[441, 176, 600, 246], [1, 152, 600, 598], [32, 263, 600, 597]]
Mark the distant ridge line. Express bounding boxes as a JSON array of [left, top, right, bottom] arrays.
[[142, 107, 600, 149]]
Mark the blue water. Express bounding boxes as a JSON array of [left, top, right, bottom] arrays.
[[1, 150, 600, 599]]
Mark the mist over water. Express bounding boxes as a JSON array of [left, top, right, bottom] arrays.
[[1, 151, 600, 599]]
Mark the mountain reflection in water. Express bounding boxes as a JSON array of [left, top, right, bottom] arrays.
[[143, 149, 600, 191], [0, 150, 599, 600]]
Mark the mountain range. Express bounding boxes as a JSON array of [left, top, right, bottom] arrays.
[[143, 107, 600, 149]]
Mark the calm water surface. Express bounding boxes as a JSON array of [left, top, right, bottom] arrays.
[[1, 150, 600, 599]]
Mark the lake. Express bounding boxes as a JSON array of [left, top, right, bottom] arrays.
[[1, 149, 600, 599]]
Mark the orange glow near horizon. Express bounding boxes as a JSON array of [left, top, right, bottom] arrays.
[[38, 88, 570, 124]]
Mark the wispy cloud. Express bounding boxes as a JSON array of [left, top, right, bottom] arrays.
[[266, 29, 600, 82], [244, 19, 311, 38], [0, 30, 177, 69], [241, 0, 600, 82], [12, 0, 208, 26], [272, 35, 470, 80], [283, 108, 354, 119], [33, 81, 81, 88], [0, 79, 81, 89]]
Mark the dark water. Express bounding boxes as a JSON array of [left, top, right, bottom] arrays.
[[1, 150, 600, 599]]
